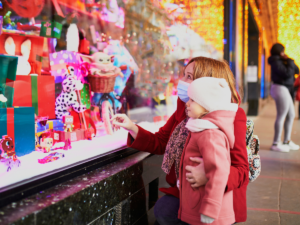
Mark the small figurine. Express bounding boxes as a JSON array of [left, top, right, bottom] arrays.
[[38, 152, 65, 164], [81, 52, 124, 77], [39, 133, 54, 153], [62, 115, 74, 132], [3, 11, 15, 28], [63, 139, 72, 150], [0, 135, 20, 172]]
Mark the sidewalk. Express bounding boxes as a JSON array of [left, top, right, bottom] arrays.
[[241, 100, 300, 225]]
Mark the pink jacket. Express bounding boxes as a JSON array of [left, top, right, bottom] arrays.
[[178, 110, 237, 225]]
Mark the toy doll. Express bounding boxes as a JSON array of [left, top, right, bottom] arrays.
[[39, 133, 54, 153], [0, 135, 20, 171], [63, 115, 74, 132], [81, 52, 124, 77]]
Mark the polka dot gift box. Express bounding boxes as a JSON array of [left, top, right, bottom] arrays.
[[49, 50, 83, 77]]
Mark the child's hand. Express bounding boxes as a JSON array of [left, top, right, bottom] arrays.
[[200, 214, 215, 224]]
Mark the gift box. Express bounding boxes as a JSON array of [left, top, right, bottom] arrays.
[[0, 55, 18, 107], [40, 21, 62, 39], [13, 75, 56, 119], [80, 83, 91, 109], [0, 33, 44, 75], [0, 107, 35, 156], [79, 39, 90, 55], [36, 119, 64, 133], [49, 51, 82, 77], [53, 129, 86, 142]]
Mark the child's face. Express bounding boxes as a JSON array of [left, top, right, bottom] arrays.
[[186, 98, 208, 119]]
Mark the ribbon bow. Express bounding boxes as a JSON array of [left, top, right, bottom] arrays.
[[79, 62, 90, 77], [44, 22, 51, 27]]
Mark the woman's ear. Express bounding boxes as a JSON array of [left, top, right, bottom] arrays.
[[4, 37, 16, 56], [21, 39, 32, 61]]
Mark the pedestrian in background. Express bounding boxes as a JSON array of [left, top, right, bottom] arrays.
[[268, 43, 299, 152], [294, 75, 300, 119]]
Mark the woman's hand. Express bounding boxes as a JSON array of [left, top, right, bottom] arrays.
[[111, 114, 139, 139], [185, 157, 208, 188]]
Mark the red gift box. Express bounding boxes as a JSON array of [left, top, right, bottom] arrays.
[[79, 39, 90, 55], [53, 129, 87, 142], [13, 75, 56, 119], [0, 33, 44, 75]]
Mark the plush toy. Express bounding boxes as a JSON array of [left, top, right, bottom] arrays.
[[63, 115, 74, 132], [0, 135, 20, 172], [55, 68, 86, 119], [81, 52, 124, 77], [4, 37, 32, 76], [39, 133, 54, 153]]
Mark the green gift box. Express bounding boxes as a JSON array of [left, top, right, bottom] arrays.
[[80, 84, 91, 110], [0, 55, 18, 107], [40, 21, 62, 39]]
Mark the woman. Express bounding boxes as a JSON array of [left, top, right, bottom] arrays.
[[268, 43, 300, 152], [112, 57, 249, 224], [294, 75, 300, 119]]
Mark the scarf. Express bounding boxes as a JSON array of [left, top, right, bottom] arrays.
[[185, 118, 218, 132], [161, 117, 190, 179]]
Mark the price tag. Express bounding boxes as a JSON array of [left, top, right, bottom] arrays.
[[46, 27, 51, 36], [54, 133, 59, 141]]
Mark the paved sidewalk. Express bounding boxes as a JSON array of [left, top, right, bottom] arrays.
[[241, 100, 300, 225]]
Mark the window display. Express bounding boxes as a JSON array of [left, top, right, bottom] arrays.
[[0, 0, 225, 192]]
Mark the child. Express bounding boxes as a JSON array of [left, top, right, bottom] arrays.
[[178, 77, 238, 225]]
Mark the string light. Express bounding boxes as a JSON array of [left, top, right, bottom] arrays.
[[160, 0, 224, 52], [248, 0, 262, 79], [278, 0, 300, 67], [187, 0, 224, 52]]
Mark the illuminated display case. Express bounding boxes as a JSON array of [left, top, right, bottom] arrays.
[[0, 0, 229, 224]]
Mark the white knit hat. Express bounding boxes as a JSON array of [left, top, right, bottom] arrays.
[[187, 77, 233, 112]]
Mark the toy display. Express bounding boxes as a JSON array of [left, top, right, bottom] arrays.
[[38, 152, 65, 164], [0, 0, 216, 189]]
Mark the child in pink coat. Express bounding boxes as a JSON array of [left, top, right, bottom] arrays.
[[178, 77, 238, 225]]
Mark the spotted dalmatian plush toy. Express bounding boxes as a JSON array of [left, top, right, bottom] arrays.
[[55, 66, 86, 119]]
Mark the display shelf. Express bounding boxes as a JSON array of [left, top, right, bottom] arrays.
[[0, 121, 166, 208]]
